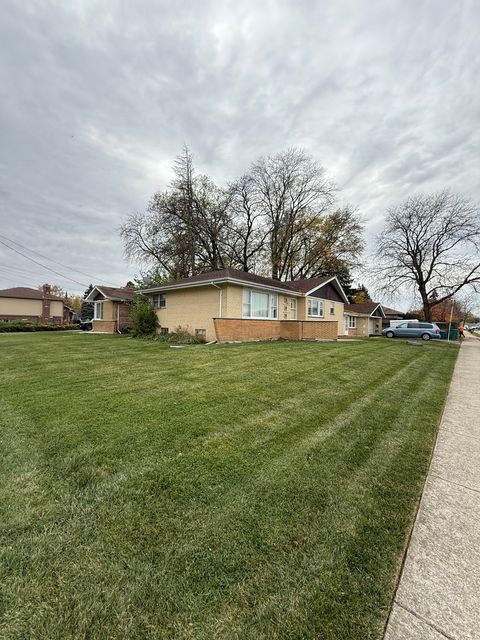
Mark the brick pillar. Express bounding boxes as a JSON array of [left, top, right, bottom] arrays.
[[41, 285, 51, 320]]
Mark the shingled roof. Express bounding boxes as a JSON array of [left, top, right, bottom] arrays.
[[344, 302, 385, 317], [141, 268, 300, 293], [92, 286, 136, 301], [0, 287, 64, 301]]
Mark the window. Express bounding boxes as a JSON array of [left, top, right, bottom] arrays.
[[243, 289, 278, 319], [94, 301, 104, 320], [160, 327, 169, 334], [329, 302, 335, 315], [290, 298, 297, 320], [307, 298, 324, 317], [152, 294, 166, 308], [195, 329, 206, 338], [348, 315, 356, 328]]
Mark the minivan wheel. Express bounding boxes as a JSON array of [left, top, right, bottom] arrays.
[[421, 333, 431, 340], [386, 331, 394, 338]]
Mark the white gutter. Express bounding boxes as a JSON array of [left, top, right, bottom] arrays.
[[210, 282, 223, 317]]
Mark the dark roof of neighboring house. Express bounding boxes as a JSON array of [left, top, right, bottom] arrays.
[[141, 268, 301, 293], [344, 302, 385, 317], [0, 287, 64, 301], [93, 286, 136, 301], [382, 306, 404, 317]]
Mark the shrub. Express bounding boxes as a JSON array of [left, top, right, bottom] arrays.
[[141, 325, 206, 345], [130, 295, 159, 337], [0, 322, 77, 333]]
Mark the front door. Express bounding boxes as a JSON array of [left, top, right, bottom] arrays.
[[369, 318, 374, 335], [344, 316, 350, 335]]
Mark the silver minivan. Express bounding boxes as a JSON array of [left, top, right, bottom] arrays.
[[382, 321, 441, 340]]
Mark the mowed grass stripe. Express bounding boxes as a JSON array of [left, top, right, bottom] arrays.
[[0, 334, 457, 639]]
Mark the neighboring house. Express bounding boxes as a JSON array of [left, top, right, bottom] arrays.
[[85, 286, 135, 333], [0, 285, 64, 323], [140, 268, 349, 342], [382, 306, 405, 329], [382, 306, 404, 320], [343, 303, 386, 337]]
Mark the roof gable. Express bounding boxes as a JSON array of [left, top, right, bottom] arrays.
[[85, 286, 135, 302], [344, 303, 386, 317]]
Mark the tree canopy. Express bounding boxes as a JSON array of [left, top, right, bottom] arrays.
[[120, 146, 364, 287], [375, 191, 480, 321]]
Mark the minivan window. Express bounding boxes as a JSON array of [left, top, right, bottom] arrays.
[[407, 322, 420, 328], [418, 322, 432, 328]]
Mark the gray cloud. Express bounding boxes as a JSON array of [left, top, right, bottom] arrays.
[[0, 0, 479, 307]]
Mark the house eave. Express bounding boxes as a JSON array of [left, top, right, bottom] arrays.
[[140, 277, 304, 297]]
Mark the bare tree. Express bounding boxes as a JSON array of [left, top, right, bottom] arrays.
[[376, 191, 480, 321], [247, 149, 336, 280], [223, 174, 269, 272]]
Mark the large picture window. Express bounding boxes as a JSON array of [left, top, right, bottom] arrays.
[[307, 298, 324, 317], [243, 289, 278, 319], [94, 301, 104, 320]]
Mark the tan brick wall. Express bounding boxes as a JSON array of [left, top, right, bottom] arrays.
[[214, 318, 281, 342], [154, 285, 222, 342], [93, 320, 117, 333], [302, 321, 338, 340], [0, 298, 43, 317], [50, 301, 64, 317], [279, 321, 302, 340], [214, 318, 339, 342]]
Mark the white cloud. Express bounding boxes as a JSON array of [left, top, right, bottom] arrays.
[[0, 0, 478, 308]]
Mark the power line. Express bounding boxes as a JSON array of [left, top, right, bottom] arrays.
[[0, 238, 88, 287], [0, 233, 114, 286]]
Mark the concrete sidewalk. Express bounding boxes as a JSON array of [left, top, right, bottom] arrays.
[[385, 334, 480, 640]]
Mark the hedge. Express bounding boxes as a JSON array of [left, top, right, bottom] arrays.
[[0, 323, 78, 333]]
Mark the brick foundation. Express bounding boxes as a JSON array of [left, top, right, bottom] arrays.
[[213, 318, 339, 342], [93, 320, 117, 333]]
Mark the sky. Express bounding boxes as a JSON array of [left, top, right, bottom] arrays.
[[0, 0, 479, 309]]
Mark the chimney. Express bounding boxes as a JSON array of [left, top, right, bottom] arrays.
[[42, 284, 51, 295]]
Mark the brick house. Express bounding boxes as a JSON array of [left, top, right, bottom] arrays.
[[140, 268, 350, 342], [85, 286, 135, 333], [343, 303, 386, 337], [0, 285, 65, 323]]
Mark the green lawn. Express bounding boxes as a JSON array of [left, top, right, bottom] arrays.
[[0, 334, 458, 640]]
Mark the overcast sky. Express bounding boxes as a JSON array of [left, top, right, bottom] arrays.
[[0, 0, 479, 308]]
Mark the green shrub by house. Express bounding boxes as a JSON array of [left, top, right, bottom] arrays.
[[130, 295, 159, 337]]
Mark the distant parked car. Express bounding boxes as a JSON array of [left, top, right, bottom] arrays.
[[79, 319, 93, 331], [382, 321, 441, 340]]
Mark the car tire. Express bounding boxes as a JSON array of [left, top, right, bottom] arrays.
[[386, 331, 394, 338], [421, 333, 431, 341]]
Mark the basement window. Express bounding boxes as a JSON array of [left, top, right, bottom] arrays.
[[195, 329, 206, 338], [160, 327, 169, 335]]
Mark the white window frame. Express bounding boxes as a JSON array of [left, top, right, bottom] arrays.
[[152, 294, 166, 309], [94, 301, 104, 320], [242, 288, 278, 320], [307, 297, 324, 318], [329, 302, 335, 315], [347, 315, 356, 328], [290, 298, 297, 320]]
